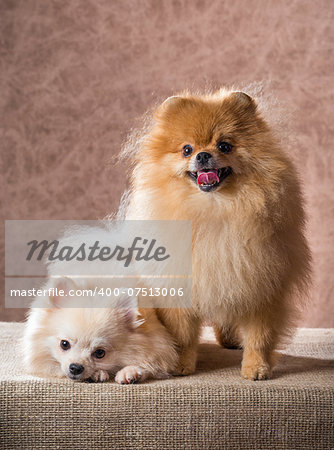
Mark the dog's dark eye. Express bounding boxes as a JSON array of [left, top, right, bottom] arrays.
[[93, 349, 105, 359], [60, 340, 71, 351], [217, 141, 232, 154], [182, 144, 193, 157]]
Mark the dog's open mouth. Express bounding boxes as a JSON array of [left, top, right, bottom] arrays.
[[187, 167, 232, 192]]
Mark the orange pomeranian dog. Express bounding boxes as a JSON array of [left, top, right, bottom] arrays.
[[123, 88, 311, 380]]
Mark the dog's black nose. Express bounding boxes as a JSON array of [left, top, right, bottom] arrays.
[[69, 363, 84, 375], [196, 152, 212, 165]]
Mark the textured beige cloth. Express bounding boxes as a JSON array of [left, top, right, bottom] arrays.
[[0, 322, 333, 449]]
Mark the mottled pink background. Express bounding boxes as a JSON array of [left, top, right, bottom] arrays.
[[1, 0, 333, 326]]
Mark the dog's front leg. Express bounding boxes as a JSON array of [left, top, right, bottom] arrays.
[[240, 313, 279, 380], [156, 308, 200, 376]]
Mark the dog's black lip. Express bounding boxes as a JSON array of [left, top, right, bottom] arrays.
[[187, 167, 232, 192]]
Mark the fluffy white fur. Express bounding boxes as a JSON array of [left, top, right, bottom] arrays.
[[23, 275, 177, 384]]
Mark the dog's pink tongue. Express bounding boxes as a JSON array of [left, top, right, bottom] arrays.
[[197, 170, 219, 185]]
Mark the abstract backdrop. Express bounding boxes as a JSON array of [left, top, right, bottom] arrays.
[[1, 0, 333, 325]]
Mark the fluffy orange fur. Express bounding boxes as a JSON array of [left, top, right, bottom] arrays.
[[123, 88, 311, 379]]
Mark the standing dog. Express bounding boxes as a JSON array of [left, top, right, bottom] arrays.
[[123, 89, 311, 380]]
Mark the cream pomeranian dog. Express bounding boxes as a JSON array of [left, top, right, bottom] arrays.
[[23, 277, 177, 384], [122, 88, 311, 380]]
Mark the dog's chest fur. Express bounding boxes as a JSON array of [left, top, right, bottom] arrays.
[[191, 217, 267, 322], [127, 190, 279, 323]]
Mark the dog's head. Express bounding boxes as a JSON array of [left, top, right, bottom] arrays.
[[135, 90, 279, 197], [45, 279, 142, 381]]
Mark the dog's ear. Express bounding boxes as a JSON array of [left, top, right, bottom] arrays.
[[49, 277, 77, 308], [228, 91, 257, 114], [155, 95, 194, 118], [114, 293, 144, 329]]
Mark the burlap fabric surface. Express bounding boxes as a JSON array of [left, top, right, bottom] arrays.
[[0, 322, 333, 449]]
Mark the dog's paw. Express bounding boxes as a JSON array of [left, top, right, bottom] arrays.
[[91, 369, 110, 383], [172, 354, 196, 376], [115, 366, 143, 384], [172, 361, 196, 376], [241, 363, 271, 381], [172, 349, 196, 376]]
